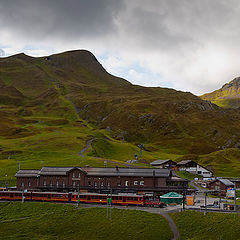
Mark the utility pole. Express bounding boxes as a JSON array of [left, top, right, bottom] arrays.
[[98, 116, 101, 129], [110, 188, 112, 220], [5, 174, 7, 188], [122, 131, 126, 144], [234, 183, 237, 211], [204, 192, 207, 215], [77, 181, 80, 208], [138, 144, 145, 158]]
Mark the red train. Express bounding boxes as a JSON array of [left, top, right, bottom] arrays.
[[0, 191, 166, 207]]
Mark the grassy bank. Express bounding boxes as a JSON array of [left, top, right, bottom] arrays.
[[171, 210, 240, 240], [0, 202, 173, 240]]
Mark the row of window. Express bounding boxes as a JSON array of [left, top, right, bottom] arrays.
[[88, 180, 145, 187], [21, 180, 145, 188]]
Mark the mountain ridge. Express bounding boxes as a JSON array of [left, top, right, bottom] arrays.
[[201, 77, 240, 108], [0, 50, 240, 155]]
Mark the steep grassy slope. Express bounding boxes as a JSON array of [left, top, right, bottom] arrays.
[[201, 77, 240, 108], [1, 50, 240, 154]]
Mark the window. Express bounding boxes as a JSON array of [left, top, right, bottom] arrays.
[[140, 181, 144, 186], [56, 181, 59, 187], [125, 181, 129, 186], [117, 182, 121, 187], [107, 182, 110, 188], [94, 182, 97, 187], [28, 182, 31, 187], [72, 173, 75, 178], [73, 181, 76, 187], [62, 182, 65, 188], [101, 182, 104, 187], [197, 171, 202, 174], [78, 173, 81, 178], [43, 181, 46, 187], [88, 181, 91, 186], [21, 182, 24, 188], [50, 181, 53, 187], [134, 181, 138, 186]]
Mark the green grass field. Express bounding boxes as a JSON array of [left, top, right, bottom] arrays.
[[1, 114, 240, 187], [171, 210, 240, 240], [0, 202, 173, 240]]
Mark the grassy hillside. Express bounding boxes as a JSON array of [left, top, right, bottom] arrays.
[[0, 202, 173, 240], [172, 211, 240, 240], [0, 50, 240, 180]]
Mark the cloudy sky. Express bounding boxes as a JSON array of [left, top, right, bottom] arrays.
[[1, 0, 240, 95]]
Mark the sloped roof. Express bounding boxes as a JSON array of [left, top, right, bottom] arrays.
[[177, 160, 195, 165], [150, 159, 175, 166], [40, 167, 77, 176], [219, 179, 234, 186], [15, 170, 40, 177], [82, 167, 171, 177], [15, 167, 171, 178], [160, 192, 183, 198]]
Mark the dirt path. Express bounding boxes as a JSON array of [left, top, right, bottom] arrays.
[[160, 213, 179, 240], [0, 217, 30, 223], [78, 139, 95, 157]]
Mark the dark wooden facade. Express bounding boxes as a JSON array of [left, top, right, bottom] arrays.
[[209, 179, 234, 195], [15, 167, 188, 195]]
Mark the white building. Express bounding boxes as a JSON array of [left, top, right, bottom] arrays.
[[177, 160, 213, 178]]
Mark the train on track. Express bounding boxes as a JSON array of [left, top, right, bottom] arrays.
[[0, 191, 166, 207]]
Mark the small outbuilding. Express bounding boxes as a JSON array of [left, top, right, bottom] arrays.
[[209, 178, 234, 195], [160, 192, 183, 204]]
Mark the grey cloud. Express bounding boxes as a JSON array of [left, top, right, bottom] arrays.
[[1, 0, 240, 94], [0, 0, 124, 40]]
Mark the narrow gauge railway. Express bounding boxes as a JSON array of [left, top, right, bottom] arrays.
[[0, 191, 166, 207]]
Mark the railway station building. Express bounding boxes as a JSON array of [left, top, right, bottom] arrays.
[[15, 166, 188, 196]]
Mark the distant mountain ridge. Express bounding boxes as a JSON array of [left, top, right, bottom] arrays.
[[201, 77, 240, 108], [1, 50, 240, 155]]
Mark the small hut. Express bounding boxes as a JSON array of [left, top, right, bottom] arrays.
[[160, 192, 183, 204]]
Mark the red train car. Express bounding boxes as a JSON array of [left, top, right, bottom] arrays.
[[71, 192, 144, 206], [0, 191, 165, 207]]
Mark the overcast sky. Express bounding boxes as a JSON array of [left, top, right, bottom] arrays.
[[1, 0, 240, 95]]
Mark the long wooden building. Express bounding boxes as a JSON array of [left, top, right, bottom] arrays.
[[15, 166, 188, 195]]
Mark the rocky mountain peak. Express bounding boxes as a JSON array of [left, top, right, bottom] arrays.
[[221, 77, 240, 91]]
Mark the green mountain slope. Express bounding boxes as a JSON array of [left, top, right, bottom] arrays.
[[201, 77, 240, 108], [1, 50, 240, 184]]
